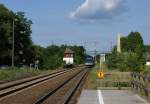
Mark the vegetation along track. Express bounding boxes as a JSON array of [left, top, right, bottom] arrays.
[[34, 68, 88, 104]]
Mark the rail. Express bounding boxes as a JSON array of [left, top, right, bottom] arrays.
[[33, 69, 87, 104], [0, 69, 73, 98]]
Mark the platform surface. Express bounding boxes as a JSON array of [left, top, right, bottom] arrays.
[[77, 90, 149, 104]]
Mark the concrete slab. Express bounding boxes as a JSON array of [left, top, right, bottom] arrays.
[[77, 90, 149, 104], [101, 90, 149, 104], [77, 90, 99, 104]]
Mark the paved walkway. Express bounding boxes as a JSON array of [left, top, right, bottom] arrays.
[[77, 90, 149, 104]]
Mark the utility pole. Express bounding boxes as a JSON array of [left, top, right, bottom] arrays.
[[12, 19, 18, 68], [83, 41, 87, 54], [110, 41, 113, 51], [99, 54, 102, 69], [12, 20, 15, 68], [94, 41, 98, 64]]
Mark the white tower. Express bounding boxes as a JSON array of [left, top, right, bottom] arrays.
[[117, 33, 121, 53]]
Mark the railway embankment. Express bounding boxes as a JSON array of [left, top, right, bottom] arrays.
[[0, 67, 61, 84]]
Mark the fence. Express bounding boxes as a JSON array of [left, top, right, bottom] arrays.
[[131, 72, 150, 98], [97, 72, 131, 90]]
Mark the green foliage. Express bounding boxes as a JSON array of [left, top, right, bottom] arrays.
[[142, 66, 150, 75], [26, 45, 45, 68], [107, 51, 118, 69], [42, 45, 85, 69], [88, 64, 99, 89], [71, 46, 85, 64], [115, 53, 127, 72], [107, 32, 145, 72], [0, 4, 85, 70], [125, 52, 142, 72], [0, 4, 33, 66], [144, 45, 150, 62], [43, 55, 62, 69], [121, 32, 144, 53], [144, 45, 150, 53], [0, 4, 13, 65], [42, 45, 63, 69], [107, 52, 143, 72]]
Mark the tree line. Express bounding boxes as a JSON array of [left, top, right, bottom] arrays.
[[0, 4, 85, 69], [106, 32, 150, 73]]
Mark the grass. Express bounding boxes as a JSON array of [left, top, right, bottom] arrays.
[[0, 67, 46, 82], [86, 63, 131, 89], [86, 64, 99, 89]]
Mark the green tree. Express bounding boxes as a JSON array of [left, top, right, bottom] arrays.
[[107, 32, 145, 72], [125, 52, 142, 72], [144, 45, 150, 62], [121, 32, 144, 57], [71, 46, 85, 64], [42, 45, 85, 69], [107, 50, 118, 69], [0, 4, 33, 66], [116, 53, 127, 72], [13, 12, 33, 66], [0, 4, 13, 65]]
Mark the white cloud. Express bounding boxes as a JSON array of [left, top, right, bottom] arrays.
[[70, 0, 125, 21]]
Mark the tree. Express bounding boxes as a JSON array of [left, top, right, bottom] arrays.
[[13, 12, 33, 66], [0, 4, 33, 66], [0, 4, 85, 70], [144, 45, 150, 62], [41, 45, 85, 69], [0, 4, 13, 65], [71, 46, 85, 64], [107, 32, 145, 72], [125, 52, 142, 72], [107, 50, 118, 69], [121, 32, 144, 55]]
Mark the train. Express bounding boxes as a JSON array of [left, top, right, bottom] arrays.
[[84, 55, 95, 68], [63, 48, 74, 67]]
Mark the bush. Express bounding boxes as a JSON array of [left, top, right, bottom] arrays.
[[107, 52, 143, 72], [125, 52, 143, 72], [43, 55, 62, 70]]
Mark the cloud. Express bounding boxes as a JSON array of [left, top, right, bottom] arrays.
[[70, 0, 126, 21]]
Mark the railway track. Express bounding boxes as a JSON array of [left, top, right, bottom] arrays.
[[34, 68, 87, 104], [0, 69, 71, 98], [0, 69, 66, 90], [0, 66, 87, 104]]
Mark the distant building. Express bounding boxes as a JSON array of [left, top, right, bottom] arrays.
[[100, 54, 106, 62], [146, 62, 150, 66], [63, 48, 74, 65], [144, 52, 150, 66]]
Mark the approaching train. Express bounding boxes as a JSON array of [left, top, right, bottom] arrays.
[[63, 48, 74, 67], [84, 55, 95, 68]]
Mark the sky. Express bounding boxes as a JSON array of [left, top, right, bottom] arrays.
[[0, 0, 150, 52]]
